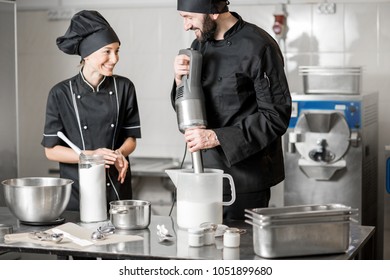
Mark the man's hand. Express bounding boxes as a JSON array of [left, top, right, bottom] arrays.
[[174, 54, 190, 85], [184, 127, 220, 152]]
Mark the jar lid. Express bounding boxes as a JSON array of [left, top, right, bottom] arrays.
[[200, 222, 217, 232], [225, 227, 240, 234]]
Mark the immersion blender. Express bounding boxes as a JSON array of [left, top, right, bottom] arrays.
[[175, 49, 207, 173]]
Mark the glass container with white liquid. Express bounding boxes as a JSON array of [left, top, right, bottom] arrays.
[[79, 154, 107, 223]]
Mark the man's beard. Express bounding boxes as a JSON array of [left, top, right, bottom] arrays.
[[197, 15, 217, 42]]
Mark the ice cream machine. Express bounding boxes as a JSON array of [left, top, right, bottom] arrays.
[[283, 93, 378, 227]]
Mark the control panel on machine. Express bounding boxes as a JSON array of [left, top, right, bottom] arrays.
[[290, 100, 362, 129]]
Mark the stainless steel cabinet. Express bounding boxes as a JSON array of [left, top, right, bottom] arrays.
[[0, 1, 18, 206]]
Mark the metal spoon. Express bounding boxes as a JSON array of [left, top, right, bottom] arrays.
[[91, 231, 105, 241], [91, 225, 115, 241], [29, 231, 64, 243]]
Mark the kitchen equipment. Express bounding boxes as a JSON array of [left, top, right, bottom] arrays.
[[284, 93, 378, 227], [245, 203, 358, 222], [79, 154, 107, 223], [200, 223, 217, 245], [91, 225, 115, 240], [1, 177, 72, 224], [109, 200, 151, 230], [57, 131, 107, 223], [299, 66, 361, 95], [245, 204, 357, 258], [29, 231, 64, 243], [165, 168, 236, 229], [175, 48, 207, 173], [223, 228, 240, 248], [284, 92, 380, 259]]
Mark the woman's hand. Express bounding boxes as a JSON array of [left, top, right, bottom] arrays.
[[87, 138, 135, 184], [114, 150, 128, 184], [89, 148, 118, 168], [89, 148, 128, 183]]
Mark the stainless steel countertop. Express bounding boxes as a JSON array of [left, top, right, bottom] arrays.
[[0, 207, 375, 260]]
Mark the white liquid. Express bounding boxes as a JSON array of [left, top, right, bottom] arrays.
[[79, 163, 107, 223], [177, 201, 222, 229]]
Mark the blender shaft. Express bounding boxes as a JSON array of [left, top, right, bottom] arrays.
[[192, 151, 204, 173]]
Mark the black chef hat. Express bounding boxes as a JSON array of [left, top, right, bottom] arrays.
[[56, 10, 120, 59], [177, 0, 230, 14]]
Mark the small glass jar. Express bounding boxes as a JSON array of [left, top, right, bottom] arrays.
[[200, 223, 217, 246], [202, 227, 215, 246], [223, 227, 240, 248], [188, 228, 204, 247]]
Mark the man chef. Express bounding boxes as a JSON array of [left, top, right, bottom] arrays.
[[172, 0, 292, 220]]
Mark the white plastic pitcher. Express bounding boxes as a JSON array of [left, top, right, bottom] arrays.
[[165, 168, 236, 229]]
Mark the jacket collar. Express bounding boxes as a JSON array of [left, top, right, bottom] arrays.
[[77, 67, 108, 92], [222, 12, 244, 40]]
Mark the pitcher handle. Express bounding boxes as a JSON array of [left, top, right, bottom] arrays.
[[222, 174, 236, 206]]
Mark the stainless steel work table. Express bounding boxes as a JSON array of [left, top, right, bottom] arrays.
[[0, 207, 375, 260]]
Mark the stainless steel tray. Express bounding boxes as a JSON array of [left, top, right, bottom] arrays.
[[299, 66, 361, 95], [245, 204, 358, 221], [245, 213, 357, 227], [246, 219, 351, 258]]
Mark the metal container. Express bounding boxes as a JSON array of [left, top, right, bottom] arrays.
[[245, 204, 357, 258], [109, 200, 151, 230], [246, 219, 351, 259], [245, 204, 357, 221], [246, 213, 355, 227], [299, 66, 361, 95], [1, 177, 73, 223]]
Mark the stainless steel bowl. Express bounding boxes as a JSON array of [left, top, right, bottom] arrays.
[[1, 177, 73, 223], [109, 200, 151, 230]]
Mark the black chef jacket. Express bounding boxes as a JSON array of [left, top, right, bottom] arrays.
[[42, 70, 141, 211], [171, 12, 291, 219]]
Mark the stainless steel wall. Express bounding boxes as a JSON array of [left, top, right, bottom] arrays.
[[0, 1, 18, 206]]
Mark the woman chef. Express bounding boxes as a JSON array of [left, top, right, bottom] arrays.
[[41, 10, 141, 211]]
